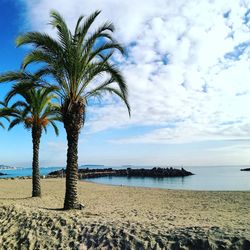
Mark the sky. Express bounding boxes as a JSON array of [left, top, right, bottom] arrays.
[[1, 0, 250, 167]]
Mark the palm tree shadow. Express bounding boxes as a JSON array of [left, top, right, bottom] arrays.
[[39, 207, 64, 211], [0, 196, 31, 200]]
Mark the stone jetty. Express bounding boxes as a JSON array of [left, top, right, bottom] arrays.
[[48, 167, 194, 179]]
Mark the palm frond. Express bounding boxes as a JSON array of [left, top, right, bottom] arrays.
[[93, 87, 130, 116], [50, 10, 71, 50], [4, 81, 36, 104], [0, 107, 21, 118], [22, 50, 55, 69], [84, 77, 114, 98], [73, 15, 84, 40], [0, 121, 5, 129], [43, 125, 48, 134], [77, 10, 101, 45], [16, 31, 62, 52], [8, 118, 22, 130], [88, 43, 124, 64], [10, 101, 28, 109], [49, 120, 59, 136], [0, 71, 35, 84]]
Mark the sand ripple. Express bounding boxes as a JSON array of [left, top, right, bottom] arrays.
[[0, 205, 249, 249]]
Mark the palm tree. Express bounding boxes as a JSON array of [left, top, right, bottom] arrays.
[[0, 82, 60, 197], [13, 10, 130, 209]]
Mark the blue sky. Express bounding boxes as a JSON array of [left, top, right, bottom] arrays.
[[1, 0, 250, 167]]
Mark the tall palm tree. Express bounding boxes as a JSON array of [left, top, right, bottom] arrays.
[[13, 10, 130, 209], [0, 82, 60, 197]]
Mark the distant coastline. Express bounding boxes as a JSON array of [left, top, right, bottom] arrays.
[[0, 165, 16, 170], [80, 164, 105, 167]]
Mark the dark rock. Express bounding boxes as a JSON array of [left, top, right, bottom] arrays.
[[0, 172, 7, 176], [59, 219, 66, 226], [240, 168, 250, 171], [48, 168, 65, 177], [47, 167, 194, 179]]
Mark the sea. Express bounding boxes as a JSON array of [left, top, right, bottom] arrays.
[[0, 165, 249, 191]]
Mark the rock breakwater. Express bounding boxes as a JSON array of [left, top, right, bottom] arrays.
[[48, 167, 194, 179]]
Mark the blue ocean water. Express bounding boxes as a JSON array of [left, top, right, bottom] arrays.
[[0, 165, 250, 191], [0, 167, 63, 178], [85, 165, 250, 191], [0, 165, 108, 178]]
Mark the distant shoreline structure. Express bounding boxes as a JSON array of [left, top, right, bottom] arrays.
[[0, 165, 16, 170], [80, 164, 105, 167]]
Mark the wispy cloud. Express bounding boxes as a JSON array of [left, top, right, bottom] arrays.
[[110, 121, 250, 144]]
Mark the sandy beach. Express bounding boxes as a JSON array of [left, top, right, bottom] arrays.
[[0, 178, 249, 249]]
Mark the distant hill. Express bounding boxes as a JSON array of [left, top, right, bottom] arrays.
[[80, 164, 104, 167]]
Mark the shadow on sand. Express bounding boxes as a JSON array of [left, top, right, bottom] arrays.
[[41, 207, 64, 211], [0, 196, 31, 200], [0, 197, 64, 211]]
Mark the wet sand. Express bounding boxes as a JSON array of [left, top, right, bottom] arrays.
[[0, 178, 249, 249]]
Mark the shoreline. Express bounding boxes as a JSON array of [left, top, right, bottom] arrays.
[[0, 178, 249, 249], [1, 165, 250, 192], [83, 178, 250, 192], [2, 175, 250, 192]]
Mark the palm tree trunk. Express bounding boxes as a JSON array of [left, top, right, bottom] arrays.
[[63, 100, 85, 210], [32, 125, 42, 197]]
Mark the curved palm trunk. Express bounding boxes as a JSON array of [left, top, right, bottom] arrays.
[[63, 101, 85, 210], [32, 125, 42, 197]]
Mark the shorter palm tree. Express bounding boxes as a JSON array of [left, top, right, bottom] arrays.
[[0, 83, 60, 197]]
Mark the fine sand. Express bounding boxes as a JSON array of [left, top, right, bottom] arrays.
[[0, 178, 249, 249]]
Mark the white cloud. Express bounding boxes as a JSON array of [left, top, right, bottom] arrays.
[[111, 121, 250, 144], [20, 0, 250, 144]]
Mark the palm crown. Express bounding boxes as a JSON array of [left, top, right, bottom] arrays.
[[0, 76, 60, 197], [16, 10, 130, 116], [0, 84, 60, 134]]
